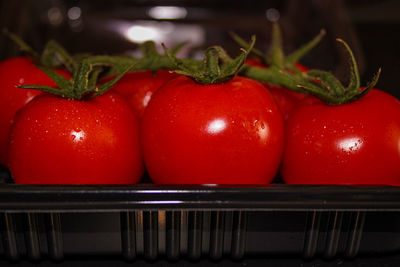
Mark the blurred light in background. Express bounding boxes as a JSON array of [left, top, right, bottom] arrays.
[[110, 20, 205, 56], [67, 6, 83, 31], [126, 25, 158, 42], [48, 7, 63, 26], [68, 7, 82, 20], [147, 6, 188, 20], [266, 8, 280, 22]]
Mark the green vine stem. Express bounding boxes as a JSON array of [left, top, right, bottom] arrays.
[[244, 39, 380, 105], [84, 41, 200, 76], [230, 23, 326, 72], [3, 28, 77, 72]]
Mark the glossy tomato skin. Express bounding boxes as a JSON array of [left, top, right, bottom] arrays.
[[245, 58, 307, 120], [281, 89, 400, 185], [8, 92, 143, 184], [142, 76, 284, 184], [0, 57, 70, 165], [106, 70, 179, 117]]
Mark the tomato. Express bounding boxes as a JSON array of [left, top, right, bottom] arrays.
[[0, 57, 70, 165], [245, 58, 307, 120], [105, 70, 179, 117], [141, 76, 284, 184], [281, 89, 400, 185], [7, 92, 143, 184]]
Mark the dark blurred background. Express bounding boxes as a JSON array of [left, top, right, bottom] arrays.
[[0, 0, 399, 97]]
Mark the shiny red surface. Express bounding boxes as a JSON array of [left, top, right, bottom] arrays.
[[281, 89, 400, 185], [107, 70, 179, 117], [8, 92, 143, 184], [142, 76, 284, 184], [0, 57, 70, 165]]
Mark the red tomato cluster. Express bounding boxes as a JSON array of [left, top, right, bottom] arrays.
[[1, 58, 143, 184], [1, 43, 400, 186]]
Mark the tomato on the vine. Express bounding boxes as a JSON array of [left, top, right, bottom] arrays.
[[0, 57, 70, 165], [8, 92, 143, 184], [281, 89, 400, 185], [278, 39, 400, 185], [106, 70, 179, 117], [7, 61, 143, 184], [141, 75, 284, 184]]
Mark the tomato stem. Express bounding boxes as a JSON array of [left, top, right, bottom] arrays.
[[2, 28, 40, 59], [293, 40, 380, 105], [285, 29, 326, 67], [231, 23, 326, 71], [163, 37, 256, 84], [266, 22, 285, 68], [3, 29, 76, 73], [40, 39, 78, 73], [19, 60, 135, 100]]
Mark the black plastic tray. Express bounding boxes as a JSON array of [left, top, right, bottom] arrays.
[[0, 184, 400, 262]]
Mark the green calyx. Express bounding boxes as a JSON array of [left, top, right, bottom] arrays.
[[4, 29, 131, 100], [163, 36, 256, 84], [230, 22, 326, 71], [3, 28, 77, 72], [19, 60, 134, 100], [285, 39, 381, 105]]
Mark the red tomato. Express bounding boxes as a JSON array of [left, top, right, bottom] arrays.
[[245, 58, 307, 120], [106, 70, 179, 117], [281, 89, 400, 185], [0, 57, 70, 165], [7, 92, 143, 184], [141, 76, 284, 184]]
